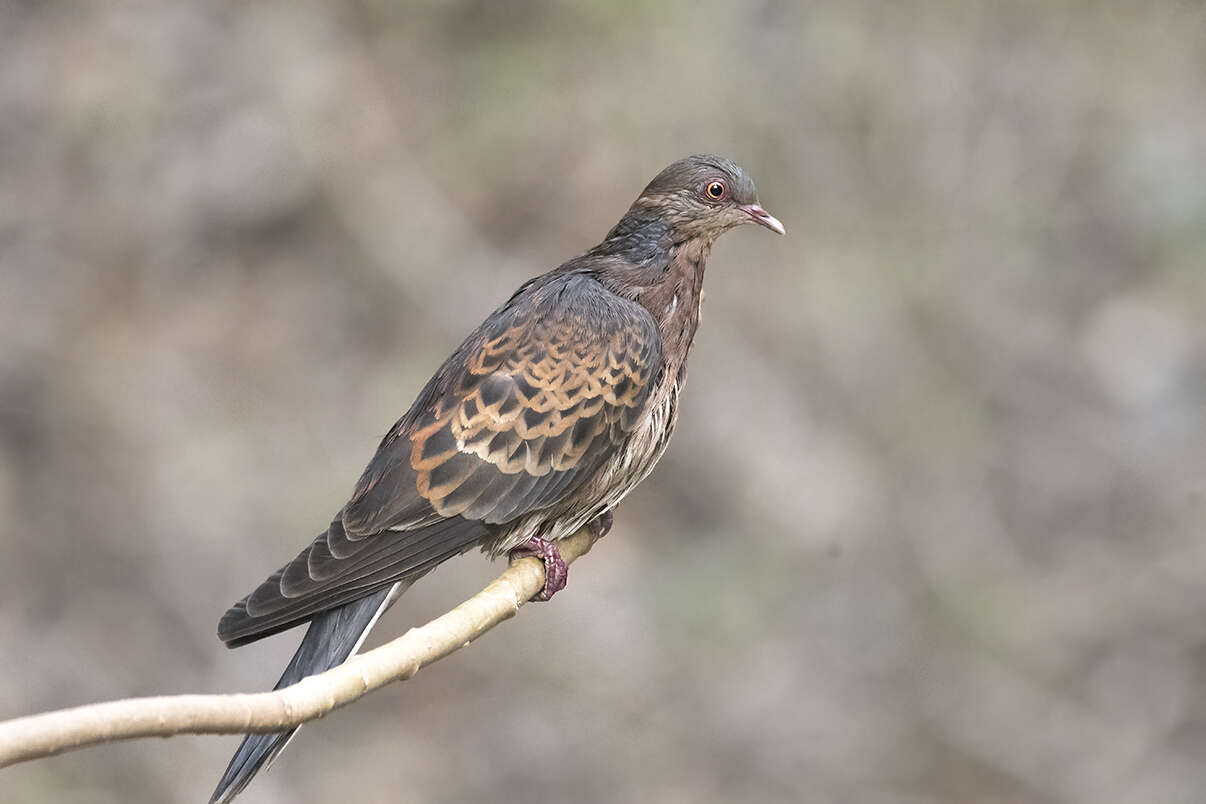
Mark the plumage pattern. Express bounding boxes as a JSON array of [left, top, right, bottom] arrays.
[[211, 154, 782, 803], [345, 273, 661, 533]]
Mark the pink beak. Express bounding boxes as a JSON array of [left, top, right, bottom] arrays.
[[741, 203, 786, 235]]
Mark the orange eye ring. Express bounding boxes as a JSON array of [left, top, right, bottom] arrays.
[[704, 180, 727, 201]]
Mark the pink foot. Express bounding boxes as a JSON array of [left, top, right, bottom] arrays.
[[509, 536, 568, 602]]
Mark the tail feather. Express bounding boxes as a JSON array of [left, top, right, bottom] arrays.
[[209, 582, 403, 803]]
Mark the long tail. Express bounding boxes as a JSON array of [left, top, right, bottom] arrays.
[[209, 582, 404, 803]]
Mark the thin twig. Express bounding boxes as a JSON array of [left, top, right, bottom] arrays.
[[0, 526, 597, 768]]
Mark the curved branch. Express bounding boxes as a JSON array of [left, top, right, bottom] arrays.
[[0, 526, 598, 768]]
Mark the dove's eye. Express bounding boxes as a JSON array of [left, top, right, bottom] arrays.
[[704, 180, 727, 201]]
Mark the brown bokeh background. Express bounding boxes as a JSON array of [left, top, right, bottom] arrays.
[[4, 2, 1206, 802]]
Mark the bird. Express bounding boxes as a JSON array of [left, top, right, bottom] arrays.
[[210, 153, 783, 802]]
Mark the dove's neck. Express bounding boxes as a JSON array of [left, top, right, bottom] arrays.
[[587, 204, 713, 382], [641, 238, 709, 384], [589, 236, 709, 390], [592, 203, 675, 266]]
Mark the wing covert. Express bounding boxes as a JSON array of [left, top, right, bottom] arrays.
[[344, 272, 662, 534]]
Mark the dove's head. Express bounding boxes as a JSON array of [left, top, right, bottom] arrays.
[[593, 154, 783, 264], [636, 154, 785, 241]]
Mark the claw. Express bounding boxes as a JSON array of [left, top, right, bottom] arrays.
[[509, 536, 568, 602]]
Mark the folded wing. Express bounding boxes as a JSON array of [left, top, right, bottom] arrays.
[[218, 272, 662, 646]]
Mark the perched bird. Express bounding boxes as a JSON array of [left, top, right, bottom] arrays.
[[210, 154, 783, 802]]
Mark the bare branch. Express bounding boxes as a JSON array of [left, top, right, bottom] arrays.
[[0, 526, 597, 767]]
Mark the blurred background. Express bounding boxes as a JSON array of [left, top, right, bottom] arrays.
[[3, 1, 1206, 802]]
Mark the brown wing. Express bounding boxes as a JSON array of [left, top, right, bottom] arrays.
[[342, 271, 662, 534], [219, 272, 661, 646]]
